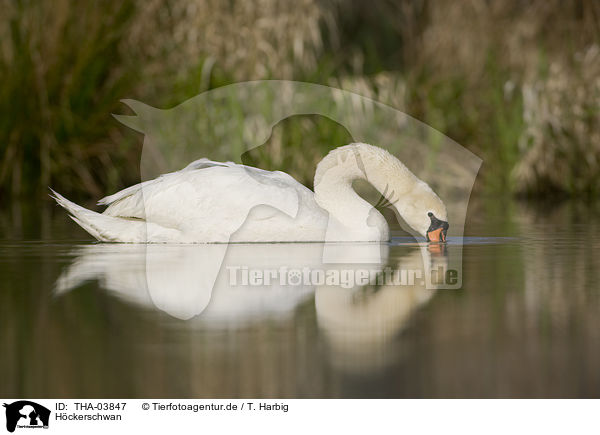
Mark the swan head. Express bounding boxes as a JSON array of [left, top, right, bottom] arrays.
[[426, 211, 449, 243], [391, 178, 448, 241]]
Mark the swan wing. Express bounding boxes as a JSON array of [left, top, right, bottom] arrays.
[[97, 158, 233, 208], [100, 162, 302, 241]]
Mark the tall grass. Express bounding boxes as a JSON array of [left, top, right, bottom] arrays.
[[1, 0, 600, 199], [399, 0, 600, 196], [0, 0, 335, 199], [0, 0, 143, 198]]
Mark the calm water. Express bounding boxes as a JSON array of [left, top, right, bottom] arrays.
[[1, 198, 599, 398]]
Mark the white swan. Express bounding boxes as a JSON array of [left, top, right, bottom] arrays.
[[51, 143, 448, 243]]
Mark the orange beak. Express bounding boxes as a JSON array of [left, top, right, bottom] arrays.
[[427, 227, 446, 243]]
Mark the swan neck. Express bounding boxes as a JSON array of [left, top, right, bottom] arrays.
[[314, 144, 414, 210], [313, 143, 444, 238]]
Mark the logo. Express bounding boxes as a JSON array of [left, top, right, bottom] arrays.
[[3, 401, 50, 433], [115, 81, 481, 290]]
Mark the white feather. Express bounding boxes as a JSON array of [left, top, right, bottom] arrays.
[[51, 143, 447, 243]]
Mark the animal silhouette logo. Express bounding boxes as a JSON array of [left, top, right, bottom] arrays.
[[112, 81, 481, 289], [3, 401, 50, 433]]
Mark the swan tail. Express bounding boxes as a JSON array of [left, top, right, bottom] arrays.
[[49, 189, 149, 242]]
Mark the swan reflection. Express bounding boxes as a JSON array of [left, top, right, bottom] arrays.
[[56, 242, 448, 371]]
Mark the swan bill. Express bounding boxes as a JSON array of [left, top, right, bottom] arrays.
[[427, 227, 446, 243], [426, 212, 448, 243]]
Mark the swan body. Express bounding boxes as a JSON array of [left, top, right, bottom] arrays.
[[52, 143, 447, 243]]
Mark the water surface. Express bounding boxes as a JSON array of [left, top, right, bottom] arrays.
[[1, 198, 599, 398]]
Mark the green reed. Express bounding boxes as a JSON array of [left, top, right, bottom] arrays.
[[1, 0, 599, 200]]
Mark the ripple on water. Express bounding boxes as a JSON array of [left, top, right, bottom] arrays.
[[390, 236, 519, 246]]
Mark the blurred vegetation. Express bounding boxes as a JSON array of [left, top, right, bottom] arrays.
[[1, 0, 599, 199]]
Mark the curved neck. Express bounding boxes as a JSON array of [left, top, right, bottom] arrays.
[[313, 143, 439, 239]]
